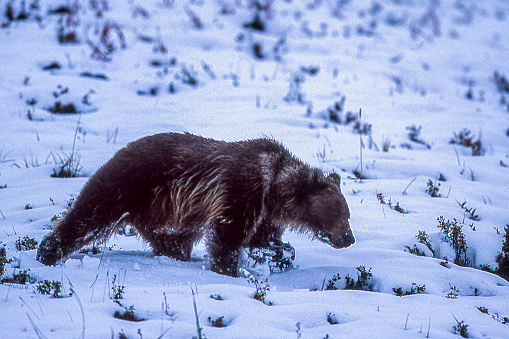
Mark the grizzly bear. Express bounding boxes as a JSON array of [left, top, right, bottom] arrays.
[[37, 133, 354, 276]]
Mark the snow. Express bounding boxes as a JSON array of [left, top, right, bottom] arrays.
[[1, 0, 509, 338]]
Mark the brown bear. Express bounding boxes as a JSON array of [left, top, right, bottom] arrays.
[[37, 133, 354, 276]]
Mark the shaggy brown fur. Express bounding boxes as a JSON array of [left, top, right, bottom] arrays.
[[37, 133, 354, 276]]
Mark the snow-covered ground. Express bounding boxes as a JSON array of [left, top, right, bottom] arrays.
[[1, 0, 508, 338]]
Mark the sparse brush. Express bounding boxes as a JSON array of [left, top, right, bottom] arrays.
[[495, 225, 509, 281], [210, 293, 223, 301], [406, 125, 431, 149], [50, 116, 82, 178], [247, 276, 271, 305], [426, 179, 441, 197], [111, 274, 125, 304], [457, 201, 480, 221], [324, 273, 341, 290], [114, 305, 144, 322], [208, 316, 227, 327], [416, 230, 435, 256], [404, 244, 426, 256], [450, 128, 484, 156], [446, 285, 460, 299], [327, 312, 339, 325], [344, 266, 373, 291], [377, 193, 408, 214], [382, 137, 391, 152], [451, 314, 469, 338], [437, 217, 470, 267], [0, 243, 7, 276], [37, 279, 65, 298], [283, 71, 307, 105], [1, 269, 37, 285], [494, 72, 509, 93], [15, 236, 38, 251], [393, 283, 426, 296]]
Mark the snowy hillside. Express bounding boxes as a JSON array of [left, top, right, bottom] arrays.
[[1, 0, 508, 338]]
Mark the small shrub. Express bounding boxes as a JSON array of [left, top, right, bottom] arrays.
[[36, 280, 65, 298], [210, 293, 223, 301], [325, 273, 342, 291], [416, 230, 436, 256], [247, 276, 271, 305], [208, 316, 227, 328], [15, 236, 38, 251], [446, 285, 460, 299], [458, 201, 480, 221], [453, 320, 469, 338], [114, 305, 144, 322], [111, 274, 125, 304], [393, 283, 426, 296], [406, 125, 431, 149], [495, 225, 509, 281], [438, 217, 470, 267], [0, 243, 7, 276], [50, 152, 82, 178], [1, 269, 37, 285], [327, 312, 339, 325], [477, 306, 489, 314], [344, 266, 373, 291], [376, 193, 408, 214], [426, 179, 441, 197], [283, 71, 307, 105], [494, 72, 509, 93], [450, 129, 484, 156], [404, 244, 426, 256]]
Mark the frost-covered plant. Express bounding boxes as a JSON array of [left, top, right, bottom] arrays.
[[426, 179, 441, 197], [114, 305, 144, 322], [446, 285, 459, 299], [438, 217, 470, 267], [406, 125, 431, 149], [247, 276, 271, 305], [417, 230, 435, 255], [57, 0, 80, 44], [0, 243, 7, 276], [15, 236, 38, 251], [327, 312, 339, 325], [1, 269, 37, 285], [283, 71, 307, 105], [477, 306, 509, 325], [404, 244, 426, 256], [37, 279, 64, 298], [450, 129, 484, 156], [344, 265, 373, 291], [324, 273, 342, 291], [495, 225, 509, 281], [208, 316, 227, 327], [393, 283, 426, 296], [452, 318, 469, 338], [458, 201, 480, 221], [111, 274, 125, 304], [376, 193, 408, 214]]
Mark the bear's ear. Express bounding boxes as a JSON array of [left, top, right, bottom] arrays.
[[326, 172, 341, 189]]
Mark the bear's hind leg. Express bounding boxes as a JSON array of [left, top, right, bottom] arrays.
[[138, 227, 201, 261]]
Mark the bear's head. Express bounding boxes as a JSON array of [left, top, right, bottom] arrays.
[[284, 170, 354, 249]]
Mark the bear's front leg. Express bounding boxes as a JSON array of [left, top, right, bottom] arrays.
[[248, 220, 284, 249], [206, 220, 245, 276]]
